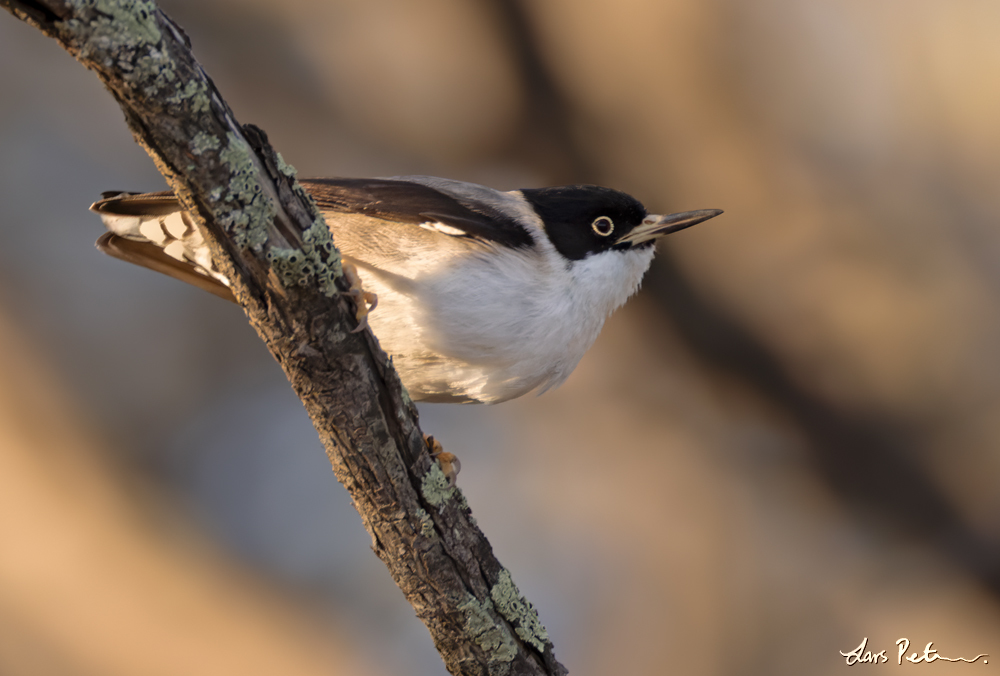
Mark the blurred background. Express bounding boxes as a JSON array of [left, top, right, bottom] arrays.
[[1, 0, 999, 673]]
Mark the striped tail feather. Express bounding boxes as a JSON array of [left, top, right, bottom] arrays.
[[91, 191, 236, 302]]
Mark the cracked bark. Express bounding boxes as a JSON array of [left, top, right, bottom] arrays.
[[0, 1, 567, 674]]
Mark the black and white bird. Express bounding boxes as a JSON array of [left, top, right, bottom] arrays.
[[92, 176, 721, 404]]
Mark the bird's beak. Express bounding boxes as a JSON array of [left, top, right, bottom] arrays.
[[616, 209, 723, 246]]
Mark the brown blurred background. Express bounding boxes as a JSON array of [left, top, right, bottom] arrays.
[[2, 0, 1000, 674]]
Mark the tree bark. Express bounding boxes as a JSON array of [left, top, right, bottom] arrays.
[[0, 1, 567, 674]]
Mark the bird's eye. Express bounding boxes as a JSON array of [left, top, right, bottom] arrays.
[[592, 216, 614, 237]]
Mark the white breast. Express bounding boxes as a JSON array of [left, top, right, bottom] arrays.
[[360, 240, 656, 403]]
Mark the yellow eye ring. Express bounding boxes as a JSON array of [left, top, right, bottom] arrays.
[[592, 216, 614, 236]]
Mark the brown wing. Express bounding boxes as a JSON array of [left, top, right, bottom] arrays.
[[301, 178, 533, 249]]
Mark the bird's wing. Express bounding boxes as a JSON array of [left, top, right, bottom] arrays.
[[93, 178, 529, 300], [301, 178, 533, 249]]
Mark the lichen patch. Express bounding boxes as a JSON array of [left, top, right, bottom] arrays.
[[218, 132, 272, 250], [490, 569, 549, 652], [420, 463, 455, 507], [457, 594, 516, 675]]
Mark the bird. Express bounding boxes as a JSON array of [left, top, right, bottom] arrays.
[[92, 175, 721, 404]]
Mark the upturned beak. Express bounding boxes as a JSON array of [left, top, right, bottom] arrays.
[[616, 209, 723, 247]]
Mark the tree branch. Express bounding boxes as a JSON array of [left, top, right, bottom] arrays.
[[1, 1, 567, 674]]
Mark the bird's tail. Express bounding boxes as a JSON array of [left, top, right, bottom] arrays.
[[91, 191, 236, 302]]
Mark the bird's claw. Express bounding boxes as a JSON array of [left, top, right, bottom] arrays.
[[425, 434, 461, 486], [342, 262, 378, 333]]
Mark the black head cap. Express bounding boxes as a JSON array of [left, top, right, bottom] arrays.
[[519, 185, 648, 261]]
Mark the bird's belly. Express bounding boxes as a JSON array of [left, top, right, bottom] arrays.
[[360, 259, 603, 404]]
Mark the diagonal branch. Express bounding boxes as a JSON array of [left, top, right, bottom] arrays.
[[1, 1, 567, 674]]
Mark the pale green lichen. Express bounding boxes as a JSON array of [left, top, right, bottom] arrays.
[[276, 152, 297, 177], [61, 0, 171, 96], [62, 0, 162, 52], [217, 135, 339, 293], [167, 78, 210, 113], [134, 47, 175, 93], [457, 594, 516, 674], [266, 247, 314, 287], [415, 508, 435, 538], [300, 216, 342, 292], [218, 132, 272, 250], [490, 569, 549, 652], [420, 463, 455, 507], [59, 1, 209, 112], [190, 131, 220, 156], [266, 216, 340, 297]]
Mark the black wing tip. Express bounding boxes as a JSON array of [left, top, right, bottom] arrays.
[[92, 190, 144, 211], [90, 190, 179, 216]]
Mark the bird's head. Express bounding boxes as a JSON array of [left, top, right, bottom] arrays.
[[519, 185, 722, 262]]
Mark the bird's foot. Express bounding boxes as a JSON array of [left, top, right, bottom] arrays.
[[425, 434, 461, 486], [342, 262, 378, 333]]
